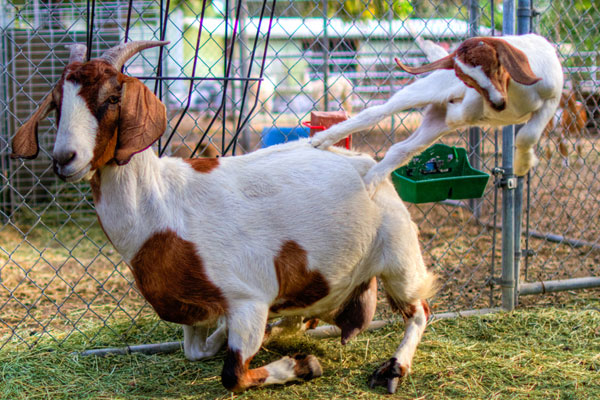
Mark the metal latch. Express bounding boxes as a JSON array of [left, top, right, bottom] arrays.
[[492, 167, 517, 189]]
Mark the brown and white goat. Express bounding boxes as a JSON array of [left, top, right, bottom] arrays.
[[311, 34, 564, 189], [11, 41, 437, 394]]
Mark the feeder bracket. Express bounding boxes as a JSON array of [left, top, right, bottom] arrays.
[[492, 167, 516, 190]]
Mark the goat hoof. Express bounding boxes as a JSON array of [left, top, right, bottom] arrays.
[[368, 358, 407, 394], [293, 354, 323, 381]]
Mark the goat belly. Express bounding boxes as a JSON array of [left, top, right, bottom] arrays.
[[333, 277, 378, 345], [129, 229, 227, 325]]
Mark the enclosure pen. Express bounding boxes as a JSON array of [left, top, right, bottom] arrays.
[[0, 0, 598, 383]]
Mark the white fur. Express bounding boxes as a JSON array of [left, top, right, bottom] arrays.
[[52, 81, 98, 181], [305, 72, 354, 113], [311, 34, 564, 185], [454, 58, 505, 106]]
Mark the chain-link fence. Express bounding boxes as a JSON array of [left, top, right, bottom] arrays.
[[1, 0, 598, 351]]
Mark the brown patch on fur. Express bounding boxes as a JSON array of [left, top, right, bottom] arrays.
[[90, 170, 102, 204], [185, 158, 220, 173], [421, 300, 431, 321], [130, 229, 227, 325], [386, 296, 417, 322], [270, 241, 329, 313], [304, 318, 320, 330], [222, 349, 269, 391], [334, 277, 378, 345]]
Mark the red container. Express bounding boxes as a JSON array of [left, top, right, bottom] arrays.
[[303, 110, 351, 149]]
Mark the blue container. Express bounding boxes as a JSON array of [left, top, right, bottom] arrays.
[[261, 126, 310, 148]]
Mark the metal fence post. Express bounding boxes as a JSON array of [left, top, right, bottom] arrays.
[[468, 0, 482, 218], [513, 0, 532, 307], [501, 0, 516, 311], [322, 0, 329, 111]]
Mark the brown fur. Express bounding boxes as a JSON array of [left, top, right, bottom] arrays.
[[90, 170, 102, 203], [333, 276, 378, 345], [270, 240, 329, 313], [130, 229, 227, 325], [115, 75, 167, 165], [421, 300, 431, 321], [222, 349, 269, 391], [185, 158, 220, 173]]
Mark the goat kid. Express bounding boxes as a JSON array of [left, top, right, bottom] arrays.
[[12, 41, 437, 394], [311, 34, 564, 189]]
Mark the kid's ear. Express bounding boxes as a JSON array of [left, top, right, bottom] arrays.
[[114, 76, 166, 165], [488, 38, 542, 85]]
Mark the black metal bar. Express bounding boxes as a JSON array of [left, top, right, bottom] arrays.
[[219, 0, 244, 156], [86, 0, 96, 61], [154, 0, 170, 94], [124, 0, 134, 43], [224, 0, 277, 156], [159, 0, 209, 156]]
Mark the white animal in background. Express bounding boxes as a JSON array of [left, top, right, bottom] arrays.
[[12, 41, 437, 394], [311, 34, 564, 189], [304, 71, 354, 113], [543, 90, 588, 166]]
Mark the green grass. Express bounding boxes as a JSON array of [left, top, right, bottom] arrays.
[[1, 299, 599, 400]]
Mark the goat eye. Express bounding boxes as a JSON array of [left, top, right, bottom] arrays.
[[107, 96, 120, 105]]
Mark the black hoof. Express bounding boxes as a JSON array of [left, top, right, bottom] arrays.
[[368, 357, 407, 394], [294, 354, 323, 381]]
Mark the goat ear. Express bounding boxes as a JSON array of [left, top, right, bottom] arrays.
[[488, 38, 542, 86], [114, 76, 166, 165], [11, 94, 55, 159], [395, 53, 455, 75]]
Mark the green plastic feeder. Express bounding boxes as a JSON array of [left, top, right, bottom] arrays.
[[391, 144, 490, 204]]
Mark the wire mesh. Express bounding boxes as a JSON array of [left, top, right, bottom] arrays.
[[0, 0, 598, 350]]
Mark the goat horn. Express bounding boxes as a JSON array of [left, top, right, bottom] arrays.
[[99, 41, 170, 70], [66, 44, 87, 64]]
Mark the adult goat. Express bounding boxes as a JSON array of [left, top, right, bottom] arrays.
[[11, 41, 437, 394]]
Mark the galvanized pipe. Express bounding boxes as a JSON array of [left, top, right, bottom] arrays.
[[78, 308, 504, 356], [519, 277, 600, 296], [501, 0, 516, 311], [468, 0, 483, 219]]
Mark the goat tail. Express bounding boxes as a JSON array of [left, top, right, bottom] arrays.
[[416, 271, 439, 300]]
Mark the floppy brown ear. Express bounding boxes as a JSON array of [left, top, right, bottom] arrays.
[[395, 53, 455, 75], [114, 76, 166, 165], [487, 38, 542, 86], [11, 94, 55, 159]]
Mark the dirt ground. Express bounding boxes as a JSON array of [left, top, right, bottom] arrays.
[[1, 112, 598, 347]]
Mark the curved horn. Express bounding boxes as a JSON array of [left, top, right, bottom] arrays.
[[66, 44, 87, 64], [99, 40, 169, 70], [395, 53, 455, 75]]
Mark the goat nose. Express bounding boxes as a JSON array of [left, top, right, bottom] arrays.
[[493, 101, 506, 111], [53, 151, 77, 167]]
